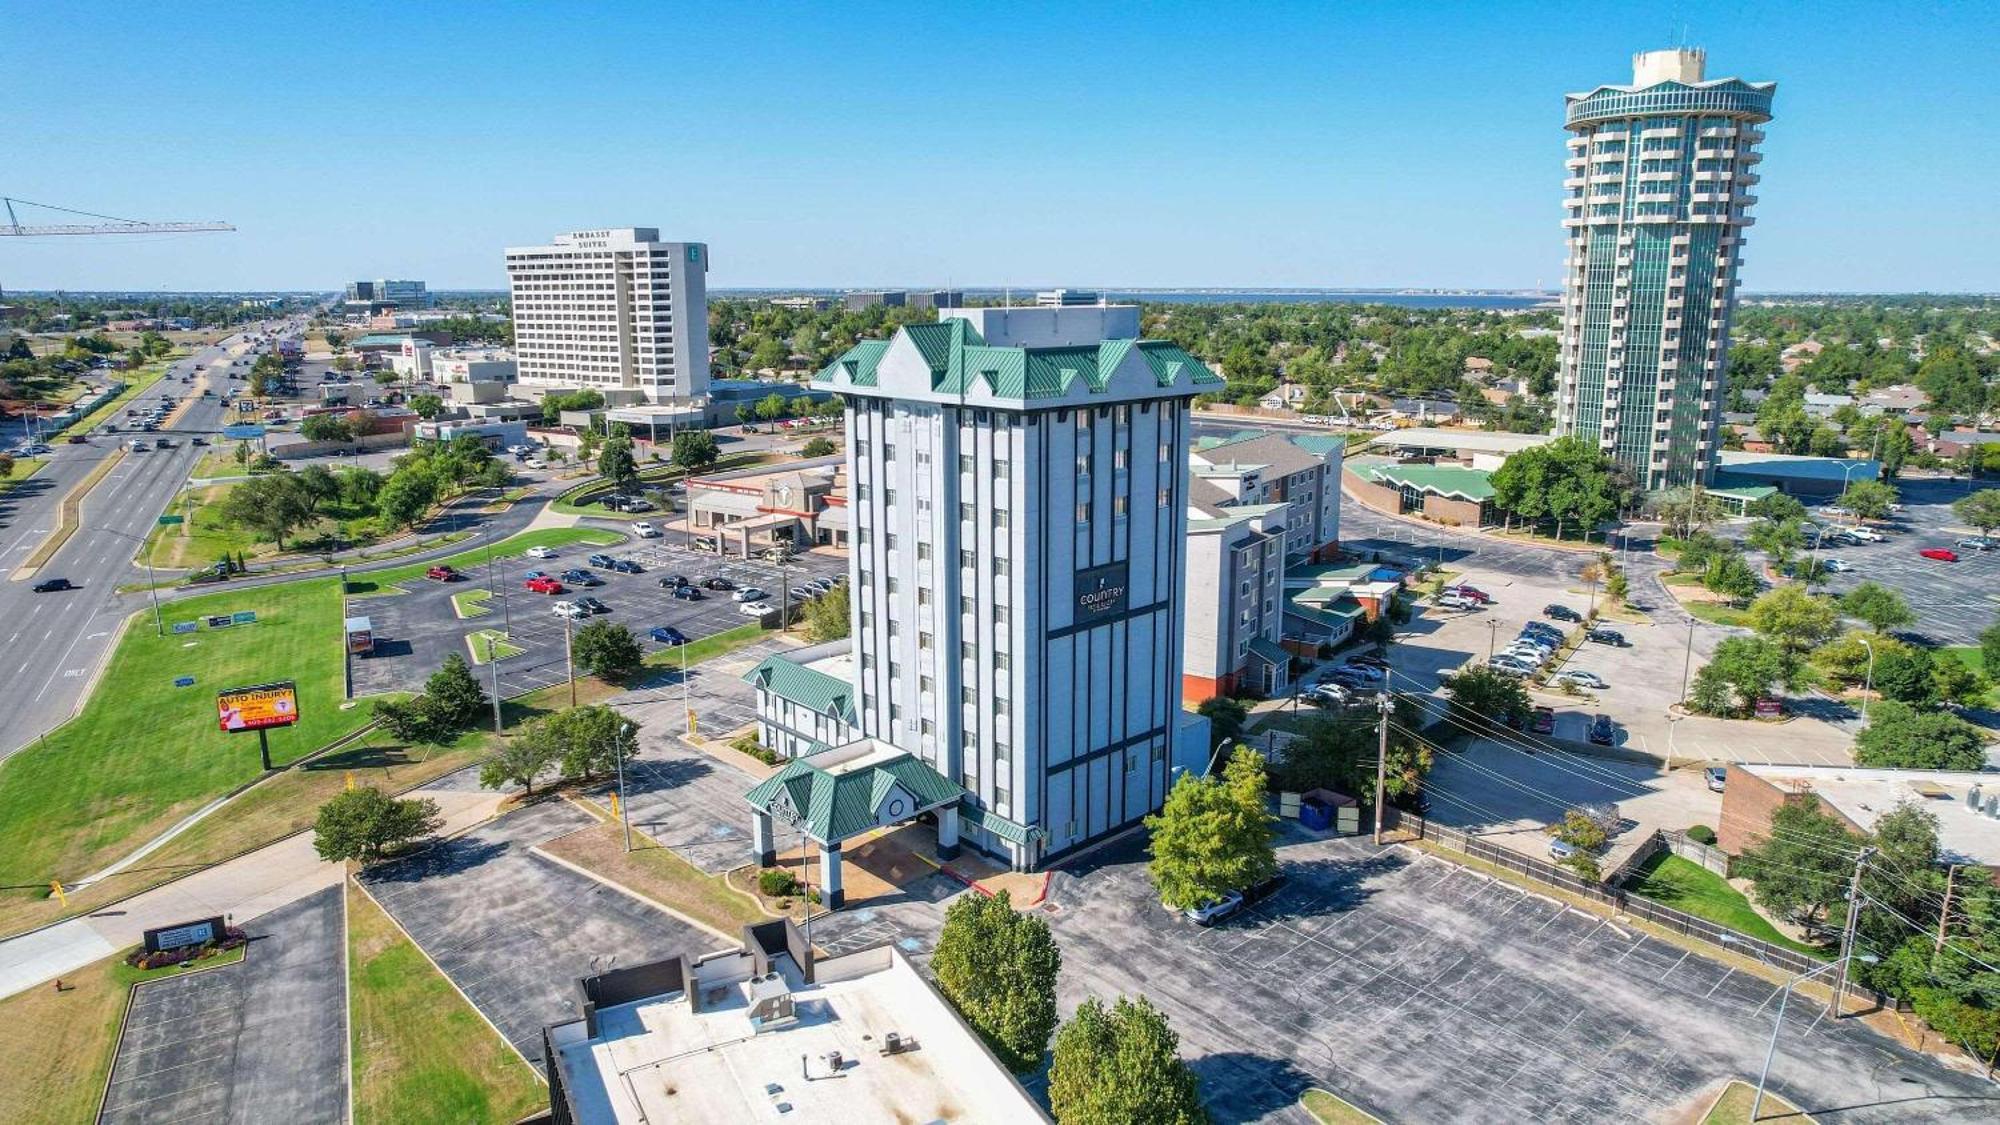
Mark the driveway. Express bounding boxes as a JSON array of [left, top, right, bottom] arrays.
[[1044, 830, 1998, 1123], [99, 885, 348, 1125], [357, 798, 724, 1065]]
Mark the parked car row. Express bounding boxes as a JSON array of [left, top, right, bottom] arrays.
[[1489, 620, 1567, 677]]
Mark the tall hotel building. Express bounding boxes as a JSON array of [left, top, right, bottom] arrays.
[[503, 228, 710, 406], [1556, 49, 1774, 490], [813, 304, 1222, 867]]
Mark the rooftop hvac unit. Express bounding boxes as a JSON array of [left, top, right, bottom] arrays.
[[1986, 794, 2000, 820], [1968, 784, 1983, 811]]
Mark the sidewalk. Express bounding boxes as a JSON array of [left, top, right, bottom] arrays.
[[0, 771, 506, 999]]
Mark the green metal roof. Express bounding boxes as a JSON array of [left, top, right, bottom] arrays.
[[1247, 638, 1292, 667], [741, 654, 857, 724], [814, 322, 1221, 401], [1286, 434, 1348, 458], [744, 748, 964, 843], [960, 802, 1038, 845], [1366, 464, 1495, 502]]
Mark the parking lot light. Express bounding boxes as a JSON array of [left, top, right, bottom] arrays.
[[617, 722, 635, 853]]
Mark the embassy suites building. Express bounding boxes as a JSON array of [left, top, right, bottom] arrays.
[[1556, 49, 1774, 490], [810, 304, 1221, 867]]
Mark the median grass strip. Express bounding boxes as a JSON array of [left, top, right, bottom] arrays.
[[450, 588, 492, 618], [1623, 853, 1822, 957], [644, 621, 767, 668], [0, 578, 369, 934], [466, 629, 522, 664], [548, 451, 771, 517], [1700, 1079, 1810, 1124], [0, 942, 246, 1125], [540, 819, 774, 935], [344, 526, 622, 595], [19, 447, 124, 572], [347, 881, 545, 1124], [1301, 1088, 1382, 1125]]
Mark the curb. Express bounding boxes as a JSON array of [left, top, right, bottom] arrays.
[[14, 447, 127, 579]]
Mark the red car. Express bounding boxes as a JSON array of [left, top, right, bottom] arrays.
[[426, 565, 462, 582], [1920, 548, 1959, 562], [1443, 584, 1493, 605], [525, 576, 566, 594]]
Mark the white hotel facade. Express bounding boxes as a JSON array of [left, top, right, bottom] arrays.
[[503, 228, 711, 411], [814, 304, 1221, 866]]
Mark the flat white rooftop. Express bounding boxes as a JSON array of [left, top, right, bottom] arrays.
[[1740, 765, 2000, 867], [553, 949, 1041, 1124], [1370, 427, 1554, 455]]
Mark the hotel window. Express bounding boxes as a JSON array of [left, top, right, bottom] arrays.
[[993, 698, 1009, 718], [860, 611, 874, 629], [961, 687, 977, 705], [1076, 501, 1091, 524], [856, 483, 870, 500], [1115, 405, 1130, 426], [993, 605, 1010, 626], [993, 558, 1009, 577], [994, 652, 1009, 672], [859, 569, 872, 586], [1114, 496, 1128, 519], [1113, 448, 1127, 470], [960, 549, 975, 568], [920, 718, 935, 736], [993, 509, 1009, 529], [960, 595, 975, 615], [887, 577, 899, 594], [1076, 452, 1092, 476], [857, 529, 870, 545], [888, 620, 899, 638], [886, 533, 899, 551], [890, 661, 901, 678], [884, 443, 896, 462], [889, 703, 901, 722], [994, 786, 1011, 815], [992, 457, 1009, 478], [961, 641, 976, 660], [917, 588, 931, 606], [1158, 488, 1171, 507], [958, 454, 973, 473], [860, 653, 873, 670], [920, 675, 934, 694], [960, 502, 974, 521], [919, 631, 933, 651], [1159, 440, 1172, 461], [916, 542, 931, 561]]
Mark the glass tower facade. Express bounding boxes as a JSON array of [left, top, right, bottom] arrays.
[[1556, 49, 1774, 491]]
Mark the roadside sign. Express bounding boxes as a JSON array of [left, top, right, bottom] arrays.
[[206, 615, 234, 630], [231, 611, 257, 625], [221, 423, 265, 440], [217, 681, 300, 733], [174, 676, 195, 688], [172, 621, 198, 635], [157, 515, 184, 526]]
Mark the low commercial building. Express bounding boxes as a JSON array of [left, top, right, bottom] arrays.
[[412, 417, 528, 450], [1183, 501, 1291, 702], [1365, 426, 1552, 471], [543, 919, 1045, 1125], [744, 641, 861, 758], [432, 349, 517, 387], [688, 462, 847, 555], [1717, 764, 2000, 870], [1188, 431, 1344, 561], [1711, 450, 1881, 497], [1344, 457, 1497, 528]]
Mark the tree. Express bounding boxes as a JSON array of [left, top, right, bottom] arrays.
[[1554, 808, 1609, 851], [372, 696, 455, 745], [529, 704, 634, 780], [930, 890, 1061, 1072], [1146, 746, 1276, 910], [311, 787, 442, 864], [337, 466, 384, 509], [1811, 630, 1908, 687], [670, 429, 719, 473], [1836, 479, 1898, 521], [1839, 581, 1915, 634], [1654, 487, 1724, 539], [1871, 646, 1937, 706], [1854, 702, 1989, 770], [1195, 696, 1249, 749], [1982, 622, 2000, 679], [215, 473, 316, 549], [1048, 996, 1207, 1125], [1746, 492, 1808, 525], [299, 413, 355, 443], [755, 392, 789, 431], [735, 403, 755, 429], [1737, 793, 1864, 930], [802, 583, 849, 642], [1931, 656, 1988, 709], [408, 393, 444, 419], [572, 621, 645, 684], [597, 432, 639, 493], [1445, 667, 1532, 731], [424, 653, 489, 728], [1489, 436, 1632, 540], [479, 736, 557, 797], [1688, 636, 1791, 717], [1746, 517, 1804, 573], [1747, 585, 1840, 658], [375, 467, 439, 529], [799, 436, 835, 458], [1952, 490, 2000, 537]]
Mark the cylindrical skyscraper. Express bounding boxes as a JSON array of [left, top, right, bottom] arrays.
[[1557, 49, 1774, 491]]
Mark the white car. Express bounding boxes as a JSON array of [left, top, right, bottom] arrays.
[[1847, 527, 1884, 543], [1820, 558, 1850, 572], [737, 601, 774, 617], [1552, 669, 1609, 690], [632, 521, 662, 538], [552, 600, 588, 620], [525, 458, 547, 470], [525, 545, 559, 560], [732, 587, 766, 603]]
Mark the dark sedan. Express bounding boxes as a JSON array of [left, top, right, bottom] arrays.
[[648, 625, 689, 645], [31, 577, 75, 593]]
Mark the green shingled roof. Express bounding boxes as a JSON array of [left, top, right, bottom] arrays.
[[814, 321, 1221, 400], [1286, 434, 1348, 458], [744, 748, 964, 843], [1366, 464, 1495, 502], [741, 654, 857, 724]]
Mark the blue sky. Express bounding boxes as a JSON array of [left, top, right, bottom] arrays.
[[4, 1, 1994, 292]]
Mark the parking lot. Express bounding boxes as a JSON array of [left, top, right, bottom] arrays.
[[350, 535, 847, 699], [358, 799, 724, 1066], [1804, 477, 2000, 647], [1045, 831, 1997, 1123], [99, 886, 348, 1125]]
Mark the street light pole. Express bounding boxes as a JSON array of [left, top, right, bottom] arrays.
[[616, 722, 634, 852], [1678, 619, 1696, 706], [564, 612, 577, 708], [1752, 955, 1853, 1123], [1372, 692, 1393, 844], [92, 526, 164, 635], [1857, 636, 1877, 723]]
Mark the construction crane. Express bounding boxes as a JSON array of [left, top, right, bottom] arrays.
[[1, 196, 233, 237]]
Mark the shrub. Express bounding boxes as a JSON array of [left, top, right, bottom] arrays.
[[731, 732, 781, 766], [1686, 825, 1717, 845], [758, 868, 799, 897], [1559, 851, 1602, 883]]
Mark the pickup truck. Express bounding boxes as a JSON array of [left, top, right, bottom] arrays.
[[426, 565, 462, 582]]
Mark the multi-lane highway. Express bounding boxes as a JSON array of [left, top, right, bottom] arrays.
[[0, 326, 282, 757]]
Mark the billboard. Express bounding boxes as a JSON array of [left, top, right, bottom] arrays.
[[1075, 561, 1130, 625], [217, 681, 300, 733]]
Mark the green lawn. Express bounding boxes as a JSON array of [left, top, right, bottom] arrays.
[[1941, 647, 2000, 708], [644, 622, 766, 668], [1702, 1079, 1811, 1124], [344, 527, 622, 594], [1626, 853, 1824, 958], [466, 629, 522, 664], [0, 578, 369, 928], [0, 456, 46, 497], [1687, 601, 1752, 628], [1301, 1088, 1382, 1125], [347, 882, 545, 1124], [141, 484, 262, 568], [450, 588, 492, 618]]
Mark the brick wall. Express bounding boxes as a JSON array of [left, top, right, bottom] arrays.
[[1716, 767, 1867, 855], [1343, 468, 1402, 516], [1181, 670, 1237, 705], [1422, 493, 1486, 528]]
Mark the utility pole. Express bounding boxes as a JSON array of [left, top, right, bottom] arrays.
[[485, 634, 503, 733], [1372, 692, 1393, 844], [1678, 619, 1695, 705], [1829, 846, 1875, 1018], [616, 723, 634, 852], [1487, 618, 1498, 660], [1936, 864, 1960, 954], [564, 613, 577, 708]]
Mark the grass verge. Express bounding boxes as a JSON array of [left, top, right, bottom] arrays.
[[56, 356, 180, 439], [1687, 601, 1752, 628], [548, 452, 771, 517], [347, 881, 544, 1124], [1940, 647, 2000, 708], [645, 622, 768, 669], [1701, 1079, 1811, 1124], [0, 578, 368, 933], [541, 818, 774, 935], [1627, 853, 1823, 957], [466, 630, 522, 664], [0, 456, 46, 497], [1302, 1087, 1382, 1124], [345, 526, 622, 595], [0, 943, 245, 1125]]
